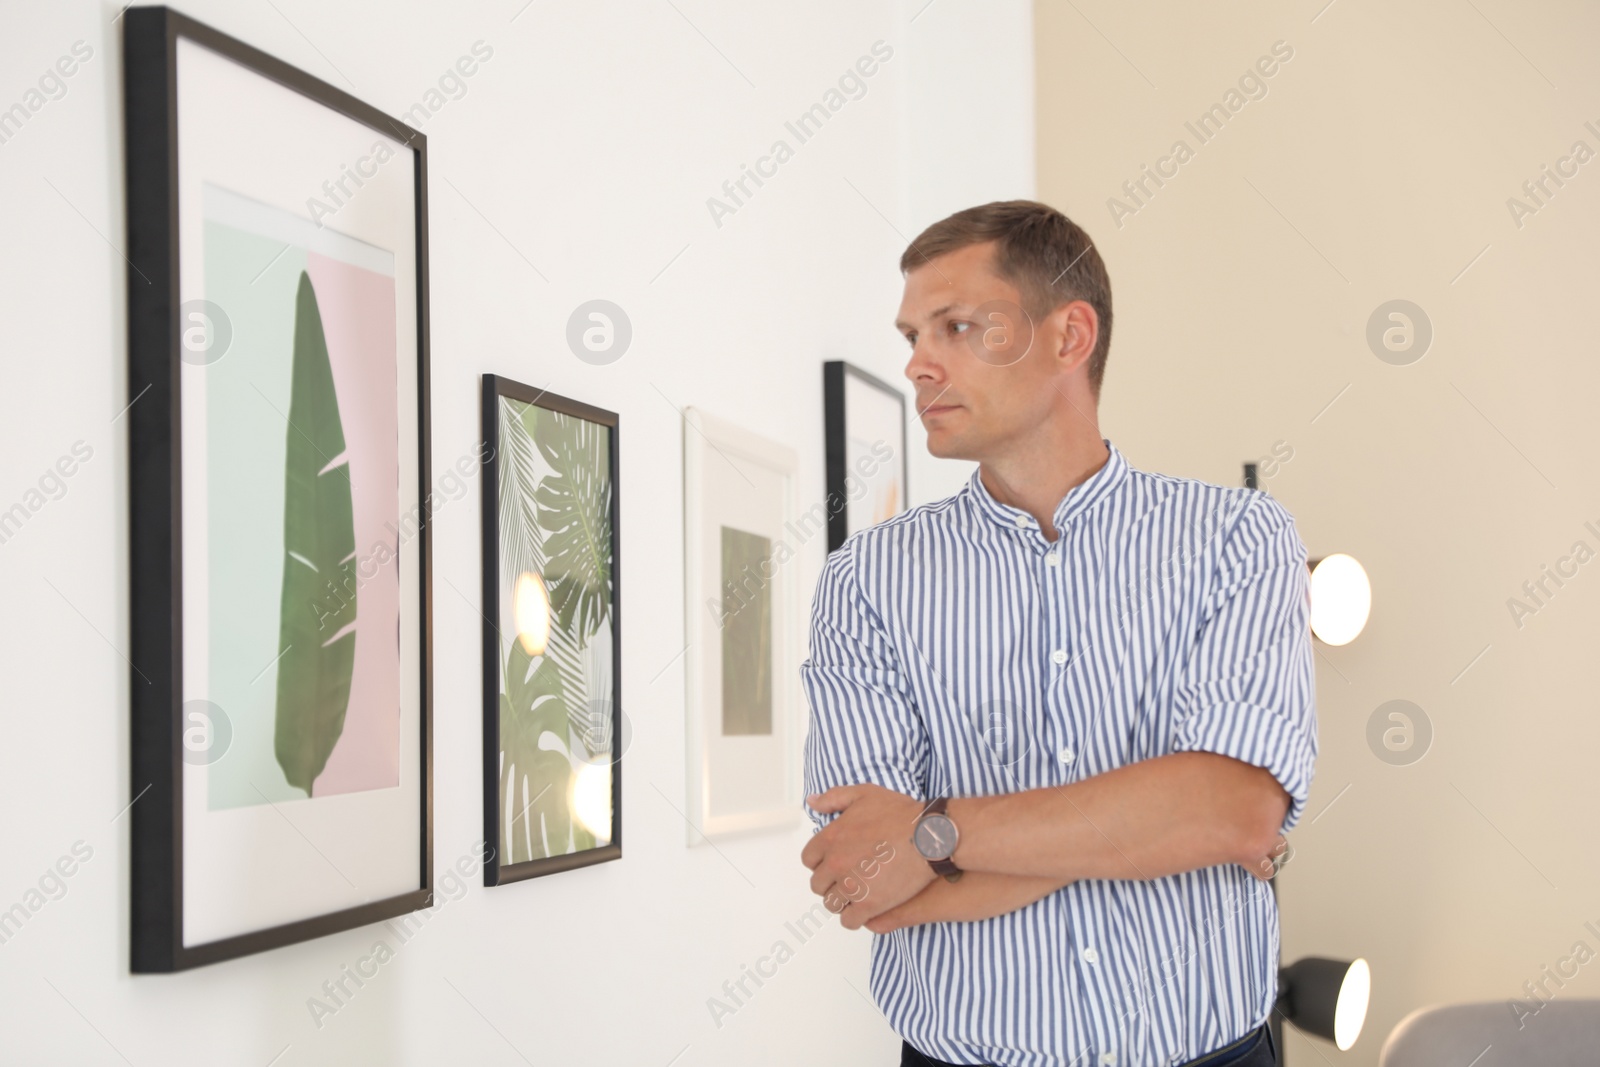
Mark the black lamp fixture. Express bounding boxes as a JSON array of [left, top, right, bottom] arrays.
[[1246, 463, 1374, 1061], [1244, 463, 1371, 645], [1265, 850, 1375, 1060], [1273, 956, 1372, 1053]]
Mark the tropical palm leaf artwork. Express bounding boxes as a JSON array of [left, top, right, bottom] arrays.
[[272, 271, 358, 797], [532, 410, 611, 644], [496, 396, 614, 864]]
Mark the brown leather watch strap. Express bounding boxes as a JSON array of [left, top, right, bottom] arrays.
[[921, 797, 963, 882]]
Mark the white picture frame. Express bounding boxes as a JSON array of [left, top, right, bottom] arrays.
[[682, 406, 802, 843]]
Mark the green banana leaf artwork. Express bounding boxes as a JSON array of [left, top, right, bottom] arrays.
[[273, 271, 357, 797], [496, 396, 612, 862]]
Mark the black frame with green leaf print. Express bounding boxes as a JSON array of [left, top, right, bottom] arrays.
[[823, 360, 910, 552], [480, 375, 622, 886], [125, 7, 432, 972]]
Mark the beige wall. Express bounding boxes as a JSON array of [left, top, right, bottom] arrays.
[[1037, 1, 1600, 1064]]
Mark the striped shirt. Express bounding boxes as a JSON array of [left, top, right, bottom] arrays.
[[800, 438, 1317, 1067]]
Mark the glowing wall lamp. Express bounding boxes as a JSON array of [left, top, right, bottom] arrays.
[[1275, 956, 1372, 1052], [1244, 463, 1370, 644], [1307, 554, 1370, 645]]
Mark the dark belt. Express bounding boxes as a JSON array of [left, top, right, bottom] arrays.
[[1176, 1022, 1272, 1067], [900, 1022, 1272, 1067]]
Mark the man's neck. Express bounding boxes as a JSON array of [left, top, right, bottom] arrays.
[[978, 433, 1110, 543]]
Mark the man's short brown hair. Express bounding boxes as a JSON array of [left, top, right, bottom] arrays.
[[900, 200, 1113, 399]]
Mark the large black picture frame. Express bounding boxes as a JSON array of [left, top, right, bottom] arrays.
[[125, 6, 433, 972], [823, 360, 910, 552], [480, 374, 622, 886]]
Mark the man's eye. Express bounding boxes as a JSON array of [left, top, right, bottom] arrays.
[[904, 333, 917, 347], [950, 321, 971, 335]]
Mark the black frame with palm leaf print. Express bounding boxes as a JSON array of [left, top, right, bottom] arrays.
[[480, 374, 622, 886]]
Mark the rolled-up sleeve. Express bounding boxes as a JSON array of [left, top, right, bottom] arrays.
[[800, 541, 930, 834], [1170, 493, 1319, 835]]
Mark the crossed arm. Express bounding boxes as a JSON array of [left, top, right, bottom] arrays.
[[799, 497, 1316, 934], [800, 750, 1291, 933]]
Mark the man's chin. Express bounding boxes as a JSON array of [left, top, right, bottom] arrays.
[[924, 433, 970, 461]]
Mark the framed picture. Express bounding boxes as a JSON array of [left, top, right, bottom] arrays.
[[126, 7, 431, 971], [823, 361, 909, 552], [480, 375, 622, 885], [682, 407, 801, 842]]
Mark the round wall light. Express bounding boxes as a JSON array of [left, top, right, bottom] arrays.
[[1277, 956, 1372, 1051], [1307, 553, 1370, 645]]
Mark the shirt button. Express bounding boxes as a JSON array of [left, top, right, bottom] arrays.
[[1013, 514, 1029, 528], [1051, 648, 1068, 665], [1099, 1053, 1118, 1067], [1082, 947, 1099, 964], [1046, 552, 1060, 566], [1058, 746, 1075, 764]]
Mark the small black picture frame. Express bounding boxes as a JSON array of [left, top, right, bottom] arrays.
[[126, 6, 433, 972], [823, 360, 910, 552], [480, 375, 622, 886]]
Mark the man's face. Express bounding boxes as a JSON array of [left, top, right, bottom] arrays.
[[896, 240, 1059, 462]]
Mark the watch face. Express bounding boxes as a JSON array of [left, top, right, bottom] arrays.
[[914, 813, 957, 861]]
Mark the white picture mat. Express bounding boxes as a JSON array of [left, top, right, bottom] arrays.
[[177, 37, 423, 947], [203, 183, 396, 276], [682, 407, 801, 843]]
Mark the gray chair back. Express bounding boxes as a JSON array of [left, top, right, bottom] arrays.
[[1380, 999, 1600, 1067]]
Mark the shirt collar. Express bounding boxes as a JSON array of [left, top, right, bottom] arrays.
[[967, 438, 1129, 534]]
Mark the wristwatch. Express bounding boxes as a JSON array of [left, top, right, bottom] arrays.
[[912, 797, 964, 883]]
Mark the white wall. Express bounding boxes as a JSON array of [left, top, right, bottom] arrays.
[[0, 1, 1030, 1063], [1036, 2, 1600, 1064]]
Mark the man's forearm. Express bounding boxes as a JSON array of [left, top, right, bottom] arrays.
[[947, 752, 1289, 883], [863, 871, 1072, 933]]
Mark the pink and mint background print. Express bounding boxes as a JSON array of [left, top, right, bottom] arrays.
[[200, 184, 401, 809]]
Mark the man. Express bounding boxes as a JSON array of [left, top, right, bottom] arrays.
[[799, 200, 1315, 1067]]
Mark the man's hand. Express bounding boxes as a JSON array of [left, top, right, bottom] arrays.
[[1246, 833, 1291, 882], [801, 784, 935, 930]]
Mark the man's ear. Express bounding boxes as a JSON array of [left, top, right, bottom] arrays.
[[1050, 299, 1097, 373]]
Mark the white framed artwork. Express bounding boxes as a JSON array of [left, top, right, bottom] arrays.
[[682, 407, 802, 843]]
